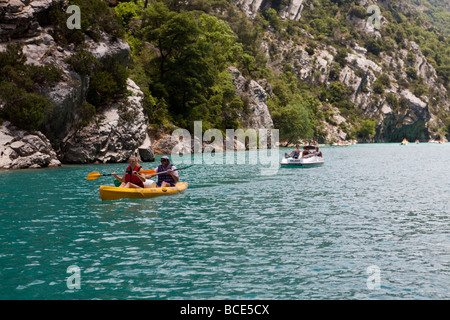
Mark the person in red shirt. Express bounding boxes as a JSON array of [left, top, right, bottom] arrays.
[[112, 156, 144, 188]]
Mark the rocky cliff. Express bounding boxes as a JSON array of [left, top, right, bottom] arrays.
[[0, 0, 154, 169], [0, 0, 59, 42], [234, 0, 305, 21], [228, 66, 274, 130], [237, 0, 449, 142]]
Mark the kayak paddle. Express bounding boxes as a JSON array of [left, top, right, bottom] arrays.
[[147, 165, 193, 177], [86, 169, 156, 180], [87, 165, 193, 180]]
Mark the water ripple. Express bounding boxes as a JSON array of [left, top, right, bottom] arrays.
[[0, 144, 449, 299]]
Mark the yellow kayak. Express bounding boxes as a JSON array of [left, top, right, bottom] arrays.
[[99, 182, 188, 201]]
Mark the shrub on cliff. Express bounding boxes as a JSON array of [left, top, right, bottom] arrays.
[[320, 82, 353, 109], [50, 0, 124, 45], [365, 38, 383, 56], [87, 71, 119, 106], [86, 57, 128, 108], [445, 117, 450, 140], [0, 44, 60, 131], [373, 73, 391, 95], [0, 82, 53, 131], [349, 5, 367, 19], [65, 50, 99, 76]]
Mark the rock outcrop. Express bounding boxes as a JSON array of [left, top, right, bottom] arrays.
[[61, 79, 154, 163], [228, 66, 274, 130], [377, 89, 431, 141], [0, 0, 64, 42], [233, 0, 305, 21], [0, 121, 61, 169], [17, 31, 131, 145], [279, 0, 305, 21]]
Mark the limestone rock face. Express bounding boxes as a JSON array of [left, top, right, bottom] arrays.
[[230, 0, 448, 142], [18, 32, 132, 145], [260, 32, 447, 141], [279, 0, 305, 21], [0, 122, 61, 169], [233, 0, 305, 21], [61, 79, 154, 164], [228, 67, 274, 130], [0, 0, 64, 42], [377, 89, 431, 141]]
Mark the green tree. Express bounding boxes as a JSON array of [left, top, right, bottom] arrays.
[[365, 38, 382, 56], [0, 44, 60, 131], [406, 67, 418, 80], [0, 82, 53, 131], [115, 1, 140, 31], [141, 2, 241, 119], [358, 120, 376, 140], [86, 57, 128, 108], [272, 103, 314, 142]]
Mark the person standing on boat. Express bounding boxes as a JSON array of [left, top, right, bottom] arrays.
[[144, 156, 179, 188], [112, 156, 144, 188]]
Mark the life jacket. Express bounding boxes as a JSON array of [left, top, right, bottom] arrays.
[[157, 163, 176, 186], [125, 165, 143, 187]]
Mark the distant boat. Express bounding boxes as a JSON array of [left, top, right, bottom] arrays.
[[415, 139, 419, 144], [281, 145, 324, 167], [332, 141, 350, 146], [429, 139, 446, 144], [401, 138, 409, 145]]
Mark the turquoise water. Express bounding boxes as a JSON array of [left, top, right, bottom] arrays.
[[0, 143, 449, 299]]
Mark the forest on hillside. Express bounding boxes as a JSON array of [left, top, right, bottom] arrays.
[[117, 0, 450, 141]]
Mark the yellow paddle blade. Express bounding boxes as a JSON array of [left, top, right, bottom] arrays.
[[86, 172, 102, 180], [140, 169, 156, 175], [87, 169, 156, 181]]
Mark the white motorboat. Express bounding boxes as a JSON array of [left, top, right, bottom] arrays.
[[280, 145, 324, 167]]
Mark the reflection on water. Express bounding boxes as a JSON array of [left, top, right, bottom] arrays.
[[0, 143, 449, 299]]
